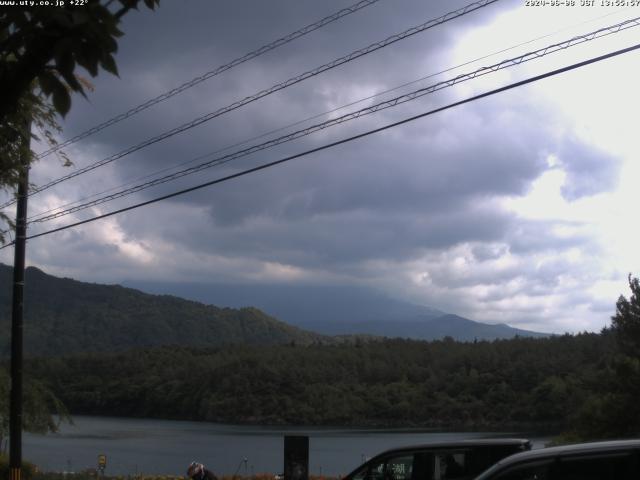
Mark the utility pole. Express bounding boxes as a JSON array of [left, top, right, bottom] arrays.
[[10, 119, 31, 480]]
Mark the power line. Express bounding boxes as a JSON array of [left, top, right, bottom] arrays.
[[11, 41, 639, 246], [26, 16, 640, 226], [1, 0, 499, 210], [35, 0, 383, 160], [25, 6, 632, 224], [26, 14, 640, 223]]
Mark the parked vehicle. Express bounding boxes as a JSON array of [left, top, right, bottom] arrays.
[[473, 439, 640, 480], [342, 438, 532, 480]]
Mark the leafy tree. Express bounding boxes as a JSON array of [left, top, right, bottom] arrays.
[[0, 1, 160, 224], [611, 274, 640, 357], [0, 87, 69, 243], [1, 1, 160, 121], [0, 367, 71, 452], [569, 275, 640, 440]]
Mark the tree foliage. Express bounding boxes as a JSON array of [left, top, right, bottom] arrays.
[[0, 366, 71, 451], [26, 333, 611, 430], [0, 1, 160, 218], [611, 275, 640, 357], [1, 0, 160, 121], [569, 275, 640, 440], [0, 87, 69, 243]]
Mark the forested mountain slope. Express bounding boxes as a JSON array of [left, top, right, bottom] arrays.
[[0, 264, 326, 356]]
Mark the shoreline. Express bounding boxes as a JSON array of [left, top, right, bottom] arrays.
[[24, 416, 554, 477], [56, 413, 561, 437]]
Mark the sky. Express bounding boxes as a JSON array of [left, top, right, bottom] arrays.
[[2, 0, 640, 334]]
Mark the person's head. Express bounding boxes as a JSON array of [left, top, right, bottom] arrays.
[[188, 462, 204, 478]]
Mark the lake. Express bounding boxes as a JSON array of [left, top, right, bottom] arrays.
[[22, 416, 549, 477]]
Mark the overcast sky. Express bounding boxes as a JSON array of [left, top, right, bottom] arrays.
[[3, 0, 640, 333]]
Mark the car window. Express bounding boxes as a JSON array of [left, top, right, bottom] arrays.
[[364, 460, 385, 480], [367, 459, 385, 480], [433, 452, 468, 480], [492, 460, 551, 480], [412, 452, 434, 480], [362, 455, 414, 480], [553, 453, 637, 480], [385, 455, 414, 480]]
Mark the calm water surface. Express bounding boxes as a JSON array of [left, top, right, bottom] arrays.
[[23, 416, 548, 476]]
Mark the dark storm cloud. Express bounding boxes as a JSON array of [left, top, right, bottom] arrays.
[[54, 0, 520, 177], [53, 0, 602, 230], [75, 72, 609, 276], [199, 202, 510, 268], [137, 89, 552, 224]]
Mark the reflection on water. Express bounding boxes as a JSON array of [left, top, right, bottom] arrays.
[[23, 416, 549, 476]]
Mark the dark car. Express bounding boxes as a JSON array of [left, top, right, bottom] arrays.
[[473, 439, 640, 480], [342, 438, 532, 480]]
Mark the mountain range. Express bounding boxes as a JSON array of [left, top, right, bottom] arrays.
[[126, 280, 548, 341], [0, 264, 547, 356]]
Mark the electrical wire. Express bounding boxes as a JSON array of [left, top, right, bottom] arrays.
[[35, 0, 383, 160], [25, 6, 632, 223], [26, 16, 640, 226], [0, 0, 499, 211], [7, 41, 638, 247]]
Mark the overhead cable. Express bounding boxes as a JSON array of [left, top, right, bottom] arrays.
[[2, 0, 499, 210], [27, 16, 640, 225], [35, 0, 383, 160], [10, 41, 640, 245], [26, 6, 633, 223]]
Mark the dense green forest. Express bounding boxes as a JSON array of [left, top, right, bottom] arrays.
[[27, 333, 613, 431]]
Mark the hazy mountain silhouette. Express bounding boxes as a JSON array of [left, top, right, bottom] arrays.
[[127, 280, 548, 340]]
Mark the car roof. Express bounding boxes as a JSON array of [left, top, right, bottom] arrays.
[[474, 439, 640, 479], [371, 438, 531, 456]]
